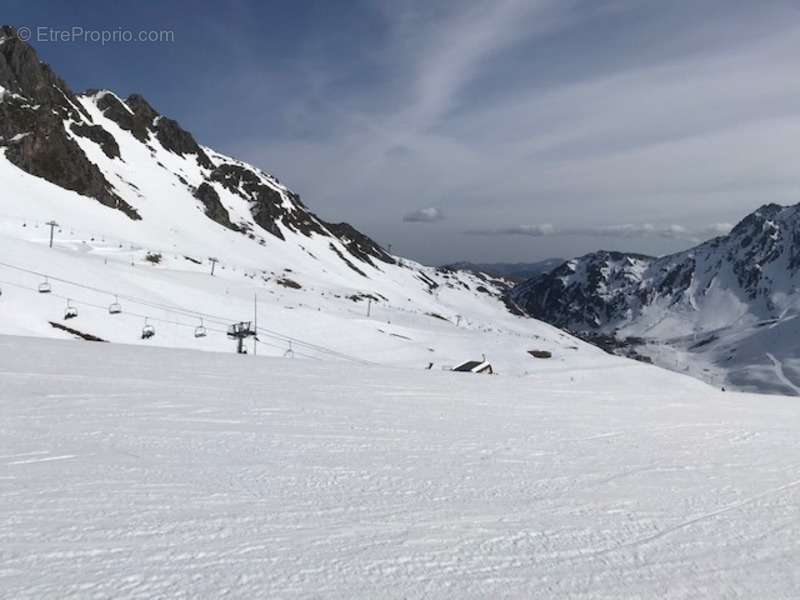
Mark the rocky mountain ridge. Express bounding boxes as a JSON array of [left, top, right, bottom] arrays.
[[0, 25, 393, 272], [510, 203, 800, 394]]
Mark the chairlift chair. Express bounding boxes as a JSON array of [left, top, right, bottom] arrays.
[[194, 318, 207, 338], [38, 277, 52, 294], [141, 318, 156, 340], [64, 299, 78, 320], [108, 296, 122, 315]]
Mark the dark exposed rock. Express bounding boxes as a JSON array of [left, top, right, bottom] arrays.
[[0, 26, 88, 121], [657, 257, 694, 297], [95, 91, 151, 142], [321, 221, 395, 266], [501, 295, 526, 317], [49, 321, 108, 342], [207, 163, 330, 241], [426, 312, 449, 321], [155, 116, 213, 169], [3, 113, 139, 219], [276, 277, 302, 289], [125, 93, 160, 125], [416, 272, 439, 293], [126, 94, 213, 168], [94, 91, 213, 168], [0, 26, 138, 219], [575, 333, 653, 364], [70, 122, 120, 159], [347, 293, 380, 303], [194, 182, 238, 231], [328, 243, 367, 277], [510, 251, 655, 330]]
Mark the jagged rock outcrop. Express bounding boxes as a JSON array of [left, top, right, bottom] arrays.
[[322, 221, 396, 266], [0, 26, 139, 219], [194, 182, 238, 231], [511, 251, 653, 330], [511, 203, 800, 332], [126, 94, 213, 168], [70, 123, 120, 159], [0, 26, 396, 273], [93, 90, 150, 143], [208, 164, 325, 240], [94, 91, 213, 168]]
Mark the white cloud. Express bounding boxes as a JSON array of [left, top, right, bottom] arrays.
[[567, 224, 690, 239], [219, 1, 800, 262], [404, 207, 446, 223], [466, 222, 732, 242], [467, 224, 555, 237], [698, 223, 734, 237]]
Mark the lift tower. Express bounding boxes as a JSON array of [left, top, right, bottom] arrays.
[[227, 321, 256, 354]]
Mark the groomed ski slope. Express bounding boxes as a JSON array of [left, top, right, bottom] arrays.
[[2, 336, 799, 599]]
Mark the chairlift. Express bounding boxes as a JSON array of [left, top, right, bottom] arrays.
[[108, 296, 122, 315], [64, 299, 78, 320], [194, 318, 207, 338], [141, 318, 156, 340], [38, 277, 52, 294]]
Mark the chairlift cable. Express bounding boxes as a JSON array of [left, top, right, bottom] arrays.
[[0, 262, 372, 363]]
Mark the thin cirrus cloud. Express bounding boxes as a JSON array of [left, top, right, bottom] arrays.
[[204, 0, 800, 263], [465, 224, 555, 237], [403, 207, 446, 223]]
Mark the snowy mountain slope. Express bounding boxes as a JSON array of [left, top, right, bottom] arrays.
[[0, 26, 605, 373], [511, 203, 800, 393], [3, 336, 799, 599], [0, 232, 602, 374], [0, 25, 393, 280]]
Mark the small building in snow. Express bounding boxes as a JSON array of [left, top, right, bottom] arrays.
[[453, 360, 494, 375]]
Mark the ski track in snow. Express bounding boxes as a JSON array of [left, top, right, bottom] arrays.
[[765, 352, 800, 396], [2, 336, 800, 599]]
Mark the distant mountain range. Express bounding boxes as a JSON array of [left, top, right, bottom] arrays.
[[510, 203, 800, 395], [443, 259, 564, 282]]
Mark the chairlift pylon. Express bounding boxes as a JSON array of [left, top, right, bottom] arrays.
[[38, 277, 52, 294], [194, 317, 207, 339], [64, 299, 78, 320], [108, 295, 122, 315], [141, 317, 156, 340]]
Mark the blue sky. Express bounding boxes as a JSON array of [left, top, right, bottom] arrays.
[[6, 1, 800, 264]]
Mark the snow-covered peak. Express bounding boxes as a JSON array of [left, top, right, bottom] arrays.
[[511, 201, 800, 393]]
